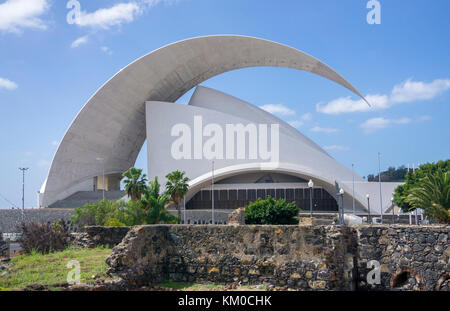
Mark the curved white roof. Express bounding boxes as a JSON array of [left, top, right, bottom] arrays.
[[40, 35, 368, 207]]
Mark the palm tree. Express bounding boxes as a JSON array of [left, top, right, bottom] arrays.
[[141, 177, 178, 224], [165, 170, 190, 223], [122, 167, 148, 201], [406, 170, 450, 224]]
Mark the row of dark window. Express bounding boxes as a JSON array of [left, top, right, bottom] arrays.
[[186, 188, 338, 211]]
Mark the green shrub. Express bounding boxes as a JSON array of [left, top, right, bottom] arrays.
[[245, 196, 299, 225], [105, 218, 126, 227]]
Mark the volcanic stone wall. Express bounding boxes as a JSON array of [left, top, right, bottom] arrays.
[[355, 225, 449, 291], [106, 225, 357, 290], [105, 224, 449, 291]]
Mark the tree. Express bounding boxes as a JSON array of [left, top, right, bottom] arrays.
[[405, 170, 450, 224], [165, 170, 190, 223], [122, 167, 148, 201], [394, 160, 450, 212], [245, 196, 299, 225], [141, 177, 178, 224]]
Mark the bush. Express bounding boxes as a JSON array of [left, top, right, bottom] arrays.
[[105, 218, 126, 227], [17, 219, 71, 254], [245, 196, 299, 225]]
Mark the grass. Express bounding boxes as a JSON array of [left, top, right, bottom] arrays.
[[0, 246, 111, 291], [156, 281, 268, 291]]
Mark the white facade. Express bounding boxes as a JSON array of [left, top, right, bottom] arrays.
[[39, 35, 388, 210]]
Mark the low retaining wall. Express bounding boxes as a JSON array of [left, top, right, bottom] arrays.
[[72, 226, 130, 248], [106, 225, 356, 290], [105, 224, 449, 291], [355, 225, 450, 291]]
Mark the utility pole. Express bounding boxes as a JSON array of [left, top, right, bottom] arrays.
[[352, 163, 355, 215], [211, 161, 215, 225], [19, 167, 29, 222], [96, 158, 105, 201], [378, 152, 383, 224]]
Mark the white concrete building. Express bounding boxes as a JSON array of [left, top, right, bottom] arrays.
[[39, 35, 400, 214]]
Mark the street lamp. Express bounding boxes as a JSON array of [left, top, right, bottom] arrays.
[[19, 167, 29, 222], [352, 163, 355, 215], [391, 196, 395, 225], [211, 160, 215, 225], [338, 188, 344, 225], [377, 152, 383, 224], [308, 179, 314, 218], [366, 194, 371, 224], [96, 158, 105, 201]]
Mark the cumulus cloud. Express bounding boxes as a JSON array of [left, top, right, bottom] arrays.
[[323, 145, 349, 151], [0, 0, 50, 33], [310, 126, 339, 134], [317, 78, 450, 115], [72, 2, 142, 29], [70, 35, 88, 48], [259, 104, 295, 116], [0, 77, 18, 90], [360, 117, 411, 134]]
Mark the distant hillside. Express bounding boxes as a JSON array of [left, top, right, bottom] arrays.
[[366, 166, 409, 182]]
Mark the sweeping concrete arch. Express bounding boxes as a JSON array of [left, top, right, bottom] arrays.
[[40, 35, 369, 207]]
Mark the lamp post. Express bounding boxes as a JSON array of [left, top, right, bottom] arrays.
[[183, 196, 186, 225], [377, 152, 383, 224], [308, 179, 314, 218], [366, 194, 371, 224], [391, 196, 395, 225], [19, 167, 29, 222], [211, 160, 215, 225], [352, 163, 355, 215], [338, 188, 344, 225], [96, 157, 105, 201]]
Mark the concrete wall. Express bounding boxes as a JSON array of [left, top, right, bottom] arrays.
[[105, 224, 449, 291]]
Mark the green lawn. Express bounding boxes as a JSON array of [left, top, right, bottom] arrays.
[[157, 281, 268, 291], [0, 246, 111, 291]]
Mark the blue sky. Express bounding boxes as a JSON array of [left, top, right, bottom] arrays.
[[0, 0, 449, 209]]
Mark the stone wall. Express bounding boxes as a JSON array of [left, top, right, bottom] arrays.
[[355, 225, 449, 291], [72, 226, 130, 248], [0, 209, 75, 233], [105, 224, 449, 291], [0, 234, 9, 258], [106, 225, 356, 290]]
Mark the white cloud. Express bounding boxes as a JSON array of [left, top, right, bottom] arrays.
[[300, 112, 313, 121], [390, 79, 450, 103], [418, 115, 432, 121], [51, 140, 59, 146], [287, 120, 303, 128], [0, 0, 50, 33], [73, 2, 142, 29], [317, 78, 450, 115], [259, 104, 295, 116], [323, 145, 349, 151], [101, 46, 113, 55], [0, 77, 18, 90], [310, 126, 339, 134], [70, 35, 88, 48], [360, 117, 412, 134]]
